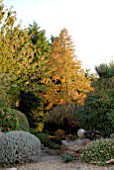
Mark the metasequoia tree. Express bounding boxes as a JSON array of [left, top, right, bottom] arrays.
[[43, 28, 92, 110]]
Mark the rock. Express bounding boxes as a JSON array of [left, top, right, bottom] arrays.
[[68, 145, 82, 152], [61, 140, 76, 146], [110, 133, 114, 139], [0, 132, 3, 136], [106, 159, 114, 164], [39, 155, 61, 162], [62, 138, 90, 146], [42, 146, 60, 156], [75, 138, 91, 145], [7, 168, 17, 170], [61, 138, 91, 157]]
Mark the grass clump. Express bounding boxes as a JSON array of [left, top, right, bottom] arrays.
[[82, 138, 114, 164], [62, 153, 78, 163]]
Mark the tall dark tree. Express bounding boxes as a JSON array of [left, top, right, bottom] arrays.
[[18, 21, 51, 131], [28, 21, 50, 57]]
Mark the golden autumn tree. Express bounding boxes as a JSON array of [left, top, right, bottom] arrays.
[[0, 3, 52, 131], [0, 4, 36, 95], [0, 3, 50, 105], [43, 28, 92, 110]]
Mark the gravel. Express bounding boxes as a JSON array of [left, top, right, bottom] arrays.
[[0, 156, 114, 170]]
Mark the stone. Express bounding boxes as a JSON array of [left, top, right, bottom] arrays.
[[106, 159, 114, 164], [68, 145, 82, 152], [61, 140, 76, 146], [61, 138, 91, 157], [74, 138, 90, 145], [7, 168, 17, 170], [110, 133, 114, 139]]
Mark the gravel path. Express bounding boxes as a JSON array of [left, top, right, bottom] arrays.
[[0, 156, 114, 170], [16, 160, 114, 170]]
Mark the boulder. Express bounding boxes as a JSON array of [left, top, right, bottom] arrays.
[[61, 138, 91, 156]]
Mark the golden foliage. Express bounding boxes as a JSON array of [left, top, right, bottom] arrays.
[[42, 28, 92, 110]]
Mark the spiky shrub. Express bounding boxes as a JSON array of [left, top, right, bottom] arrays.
[[0, 130, 41, 166], [82, 138, 114, 164], [95, 62, 114, 78]]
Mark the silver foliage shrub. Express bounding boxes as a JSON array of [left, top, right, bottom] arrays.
[[0, 130, 41, 166]]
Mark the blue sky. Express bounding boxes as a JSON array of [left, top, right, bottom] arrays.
[[3, 0, 114, 72]]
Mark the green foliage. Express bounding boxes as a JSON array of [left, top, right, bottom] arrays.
[[18, 91, 44, 132], [50, 143, 61, 150], [77, 71, 114, 137], [95, 61, 114, 78], [16, 110, 30, 132], [62, 153, 78, 163], [33, 132, 51, 147], [0, 106, 29, 132], [93, 78, 114, 93], [31, 131, 61, 149], [5, 86, 20, 108], [46, 103, 80, 134], [82, 138, 114, 164], [77, 91, 114, 137], [28, 21, 50, 54]]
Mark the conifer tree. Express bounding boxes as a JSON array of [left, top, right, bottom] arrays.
[[43, 28, 92, 110]]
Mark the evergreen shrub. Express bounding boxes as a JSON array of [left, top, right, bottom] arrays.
[[77, 91, 114, 137], [82, 138, 114, 164]]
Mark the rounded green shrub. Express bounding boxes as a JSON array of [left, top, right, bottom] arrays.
[[82, 138, 114, 164], [77, 91, 114, 137], [11, 109, 30, 132], [34, 132, 51, 147], [0, 130, 41, 166], [0, 107, 30, 132]]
